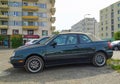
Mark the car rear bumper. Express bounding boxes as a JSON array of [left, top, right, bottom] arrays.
[[106, 50, 113, 59]]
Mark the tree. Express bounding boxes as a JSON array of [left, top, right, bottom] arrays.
[[52, 31, 60, 35], [114, 31, 120, 40]]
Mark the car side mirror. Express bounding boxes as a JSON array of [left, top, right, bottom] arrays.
[[50, 41, 57, 48]]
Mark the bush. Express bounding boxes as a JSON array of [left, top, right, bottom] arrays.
[[107, 59, 120, 73], [114, 31, 120, 40], [10, 35, 23, 48]]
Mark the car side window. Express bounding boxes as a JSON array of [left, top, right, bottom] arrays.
[[53, 35, 67, 45], [79, 34, 92, 44], [66, 35, 77, 45]]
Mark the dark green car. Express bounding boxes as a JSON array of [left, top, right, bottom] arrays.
[[10, 32, 113, 73]]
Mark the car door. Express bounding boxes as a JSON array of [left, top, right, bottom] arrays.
[[45, 34, 80, 65], [77, 34, 95, 59]]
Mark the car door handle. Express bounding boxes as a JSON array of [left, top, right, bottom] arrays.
[[75, 45, 79, 48]]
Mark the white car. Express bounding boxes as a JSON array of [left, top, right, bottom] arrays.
[[111, 40, 120, 50], [25, 39, 39, 45]]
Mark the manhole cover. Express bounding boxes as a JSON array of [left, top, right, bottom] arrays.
[[0, 71, 11, 77]]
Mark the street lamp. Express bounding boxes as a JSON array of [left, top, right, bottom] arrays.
[[84, 14, 91, 33]]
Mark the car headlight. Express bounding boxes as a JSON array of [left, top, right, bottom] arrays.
[[12, 52, 15, 56]]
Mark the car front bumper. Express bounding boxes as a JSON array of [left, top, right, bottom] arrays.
[[10, 56, 25, 68]]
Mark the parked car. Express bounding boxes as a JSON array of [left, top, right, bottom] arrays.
[[25, 39, 39, 45], [111, 40, 120, 50], [10, 32, 113, 73]]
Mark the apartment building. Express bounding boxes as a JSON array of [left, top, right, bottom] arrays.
[[71, 18, 99, 37], [0, 0, 56, 41], [100, 1, 120, 40]]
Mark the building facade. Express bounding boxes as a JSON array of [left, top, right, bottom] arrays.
[[0, 0, 56, 40], [100, 1, 120, 40], [71, 18, 99, 37]]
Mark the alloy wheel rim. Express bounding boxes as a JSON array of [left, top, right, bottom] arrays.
[[95, 54, 105, 66], [28, 58, 42, 73]]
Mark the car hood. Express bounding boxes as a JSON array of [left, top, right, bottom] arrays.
[[15, 44, 45, 52]]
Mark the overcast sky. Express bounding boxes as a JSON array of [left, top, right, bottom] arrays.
[[54, 0, 119, 31]]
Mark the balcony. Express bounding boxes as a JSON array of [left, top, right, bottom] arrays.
[[50, 8, 56, 15], [22, 0, 38, 2], [22, 16, 39, 21], [50, 0, 55, 7], [51, 26, 56, 31], [22, 26, 38, 30], [0, 25, 8, 29], [50, 17, 56, 23], [22, 6, 38, 11], [0, 5, 8, 10], [0, 15, 8, 20]]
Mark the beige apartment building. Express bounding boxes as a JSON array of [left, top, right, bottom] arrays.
[[0, 0, 56, 42], [100, 1, 120, 40]]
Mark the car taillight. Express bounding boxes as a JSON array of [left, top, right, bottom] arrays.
[[108, 42, 112, 49]]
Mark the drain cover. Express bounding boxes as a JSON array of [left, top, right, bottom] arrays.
[[0, 71, 11, 77]]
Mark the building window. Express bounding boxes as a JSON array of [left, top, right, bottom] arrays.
[[9, 2, 21, 7], [23, 2, 28, 6], [39, 22, 47, 27], [39, 13, 47, 18], [111, 12, 114, 18], [118, 10, 120, 14], [1, 29, 7, 35], [106, 26, 108, 31], [111, 32, 114, 37], [27, 30, 34, 35], [106, 33, 108, 36], [118, 3, 120, 7], [101, 27, 103, 31], [118, 24, 120, 28], [111, 25, 114, 31], [13, 30, 19, 35], [118, 17, 120, 21], [111, 19, 114, 24], [42, 30, 48, 36], [39, 4, 47, 8]]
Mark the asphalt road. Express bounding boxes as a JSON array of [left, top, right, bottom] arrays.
[[0, 49, 120, 84]]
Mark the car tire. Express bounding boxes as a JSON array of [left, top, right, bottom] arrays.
[[92, 52, 106, 67], [114, 47, 119, 51], [24, 56, 44, 73]]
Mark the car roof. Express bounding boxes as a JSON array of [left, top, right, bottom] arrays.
[[59, 32, 89, 35]]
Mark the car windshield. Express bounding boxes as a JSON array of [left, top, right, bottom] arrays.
[[43, 34, 57, 45]]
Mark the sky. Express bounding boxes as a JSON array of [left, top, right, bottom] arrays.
[[54, 0, 119, 31]]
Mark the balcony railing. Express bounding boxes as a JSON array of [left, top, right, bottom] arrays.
[[50, 0, 55, 7], [51, 26, 56, 31], [50, 8, 56, 15], [22, 16, 39, 21], [0, 15, 8, 19], [22, 6, 38, 11], [22, 26, 38, 30], [0, 25, 8, 29], [22, 0, 38, 2], [0, 5, 8, 10], [50, 17, 56, 23]]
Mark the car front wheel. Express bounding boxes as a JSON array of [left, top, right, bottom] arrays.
[[92, 52, 106, 67], [25, 56, 44, 73]]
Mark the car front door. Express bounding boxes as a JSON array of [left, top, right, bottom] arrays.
[[45, 34, 80, 65]]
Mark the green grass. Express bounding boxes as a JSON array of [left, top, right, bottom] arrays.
[[107, 59, 120, 73]]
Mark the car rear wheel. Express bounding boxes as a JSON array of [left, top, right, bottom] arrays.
[[25, 56, 44, 73], [92, 52, 106, 67]]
